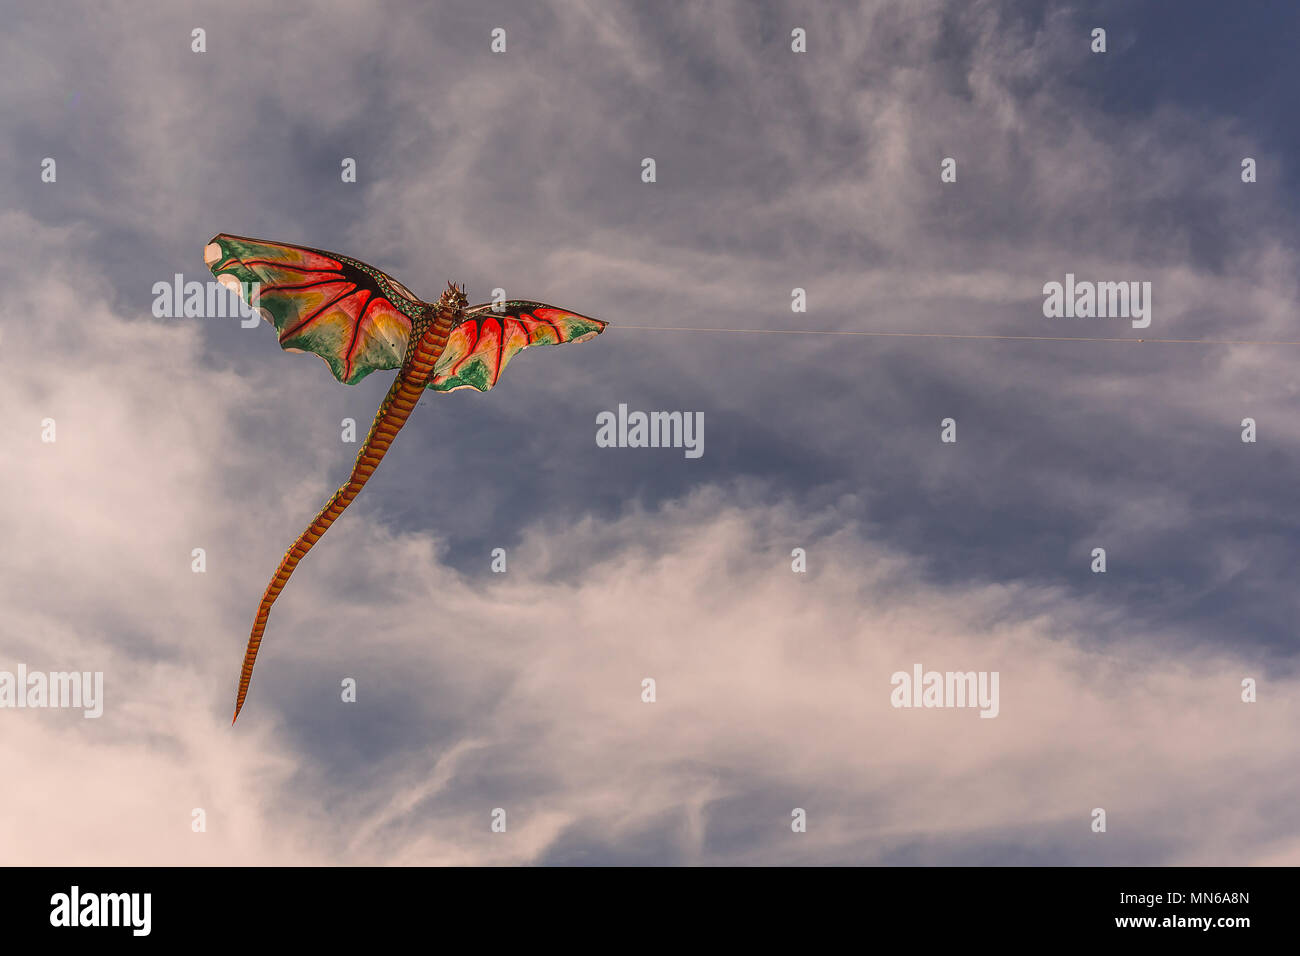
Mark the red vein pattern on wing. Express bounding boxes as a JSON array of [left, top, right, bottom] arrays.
[[204, 233, 424, 385], [428, 301, 608, 393]]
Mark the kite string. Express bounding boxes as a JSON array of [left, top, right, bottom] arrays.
[[613, 325, 1300, 346]]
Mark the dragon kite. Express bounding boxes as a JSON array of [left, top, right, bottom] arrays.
[[204, 234, 607, 723]]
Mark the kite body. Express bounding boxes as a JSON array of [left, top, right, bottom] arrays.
[[204, 234, 607, 722]]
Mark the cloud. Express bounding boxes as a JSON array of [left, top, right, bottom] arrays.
[[0, 212, 1294, 865]]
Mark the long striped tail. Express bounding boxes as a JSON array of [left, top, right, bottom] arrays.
[[231, 371, 427, 723]]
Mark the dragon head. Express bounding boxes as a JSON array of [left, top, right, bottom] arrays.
[[437, 280, 468, 314]]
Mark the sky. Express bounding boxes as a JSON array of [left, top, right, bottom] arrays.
[[1, 0, 1298, 865]]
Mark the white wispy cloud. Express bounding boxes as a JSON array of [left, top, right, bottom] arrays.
[[1, 213, 1295, 864]]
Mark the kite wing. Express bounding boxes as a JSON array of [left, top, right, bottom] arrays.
[[428, 301, 608, 393], [204, 233, 425, 385]]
